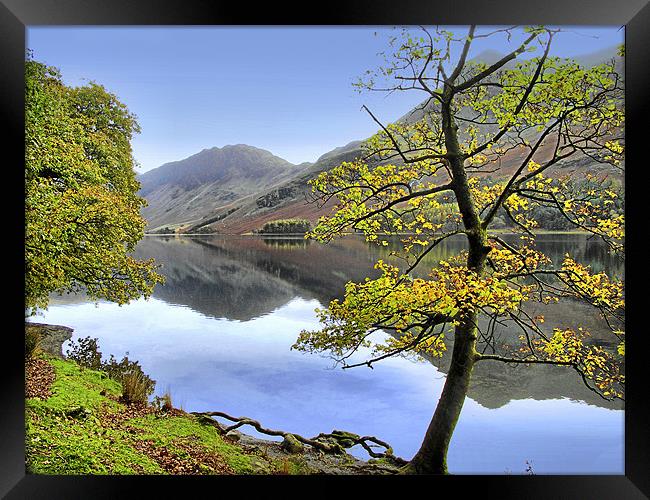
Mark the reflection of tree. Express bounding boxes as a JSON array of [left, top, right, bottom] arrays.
[[261, 237, 312, 250], [133, 235, 622, 410]]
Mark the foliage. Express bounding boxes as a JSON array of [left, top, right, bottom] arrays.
[[465, 176, 623, 232], [120, 370, 153, 404], [25, 328, 42, 361], [258, 219, 312, 234], [25, 54, 164, 314], [295, 26, 624, 472], [65, 336, 156, 403], [152, 391, 174, 412], [65, 336, 103, 370]]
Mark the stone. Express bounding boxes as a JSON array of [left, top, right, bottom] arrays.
[[25, 322, 73, 358], [281, 434, 304, 454]]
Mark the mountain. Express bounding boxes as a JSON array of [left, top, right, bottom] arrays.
[[138, 144, 300, 229], [174, 140, 369, 234], [139, 45, 623, 234], [469, 44, 620, 69], [139, 139, 369, 234]]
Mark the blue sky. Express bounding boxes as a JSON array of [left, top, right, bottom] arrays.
[[27, 26, 623, 173]]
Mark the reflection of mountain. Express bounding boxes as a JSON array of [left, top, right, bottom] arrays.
[[437, 298, 623, 410], [469, 360, 621, 410], [133, 235, 387, 320], [133, 237, 299, 321], [133, 234, 623, 410]]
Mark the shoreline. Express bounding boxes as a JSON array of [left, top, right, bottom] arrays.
[[25, 322, 403, 475], [144, 229, 593, 237]]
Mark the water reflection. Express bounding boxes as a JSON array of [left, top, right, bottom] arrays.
[[38, 233, 623, 473], [261, 236, 312, 249], [129, 234, 623, 410]]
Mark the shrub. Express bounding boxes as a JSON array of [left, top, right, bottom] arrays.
[[152, 390, 173, 412], [120, 370, 152, 405], [65, 336, 103, 370], [65, 337, 155, 404], [25, 328, 42, 362], [103, 354, 155, 404]]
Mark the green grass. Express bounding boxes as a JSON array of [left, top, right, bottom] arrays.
[[126, 414, 259, 473], [25, 355, 314, 475], [26, 358, 164, 474]]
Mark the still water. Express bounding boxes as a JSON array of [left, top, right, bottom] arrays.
[[33, 233, 624, 474]]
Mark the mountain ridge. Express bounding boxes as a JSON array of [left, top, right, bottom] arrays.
[[138, 144, 301, 229], [139, 44, 623, 234]]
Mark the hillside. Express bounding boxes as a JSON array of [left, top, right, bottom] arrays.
[[142, 139, 367, 234], [138, 145, 301, 229], [138, 45, 623, 234]]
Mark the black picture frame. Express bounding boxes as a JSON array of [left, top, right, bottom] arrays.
[[1, 0, 648, 497]]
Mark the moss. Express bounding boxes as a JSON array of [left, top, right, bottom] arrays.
[[270, 455, 312, 475], [280, 433, 304, 454], [126, 414, 260, 474], [29, 357, 122, 411], [26, 413, 165, 474], [26, 358, 163, 474]]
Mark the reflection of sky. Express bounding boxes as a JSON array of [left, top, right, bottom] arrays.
[[31, 296, 623, 474]]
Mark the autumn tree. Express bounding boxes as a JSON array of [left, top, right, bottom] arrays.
[[293, 26, 624, 474], [25, 54, 164, 315]]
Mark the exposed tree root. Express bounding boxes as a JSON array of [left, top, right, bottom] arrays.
[[191, 410, 408, 466]]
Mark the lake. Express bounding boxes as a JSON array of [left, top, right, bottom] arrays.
[[31, 233, 625, 474]]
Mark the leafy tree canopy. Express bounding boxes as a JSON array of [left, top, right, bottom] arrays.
[[25, 54, 164, 314], [292, 26, 624, 473]]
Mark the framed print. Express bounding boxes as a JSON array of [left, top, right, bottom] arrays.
[[2, 0, 648, 497]]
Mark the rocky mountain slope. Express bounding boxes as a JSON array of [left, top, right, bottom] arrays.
[[140, 139, 366, 234], [139, 46, 623, 234], [138, 145, 302, 229]]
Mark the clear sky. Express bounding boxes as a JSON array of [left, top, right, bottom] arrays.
[[27, 26, 623, 173]]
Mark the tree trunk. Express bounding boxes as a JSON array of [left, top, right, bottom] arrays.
[[400, 316, 479, 474], [400, 89, 487, 474]]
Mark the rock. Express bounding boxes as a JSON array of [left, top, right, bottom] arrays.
[[225, 432, 240, 443], [195, 414, 226, 434], [25, 322, 73, 358], [65, 405, 92, 419], [281, 434, 304, 454]]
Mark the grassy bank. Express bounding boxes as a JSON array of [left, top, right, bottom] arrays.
[[25, 354, 316, 475], [26, 352, 401, 475]]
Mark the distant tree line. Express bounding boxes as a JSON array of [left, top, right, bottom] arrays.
[[150, 226, 177, 235], [258, 219, 312, 234]]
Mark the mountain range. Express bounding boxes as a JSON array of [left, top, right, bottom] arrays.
[[137, 46, 623, 234]]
